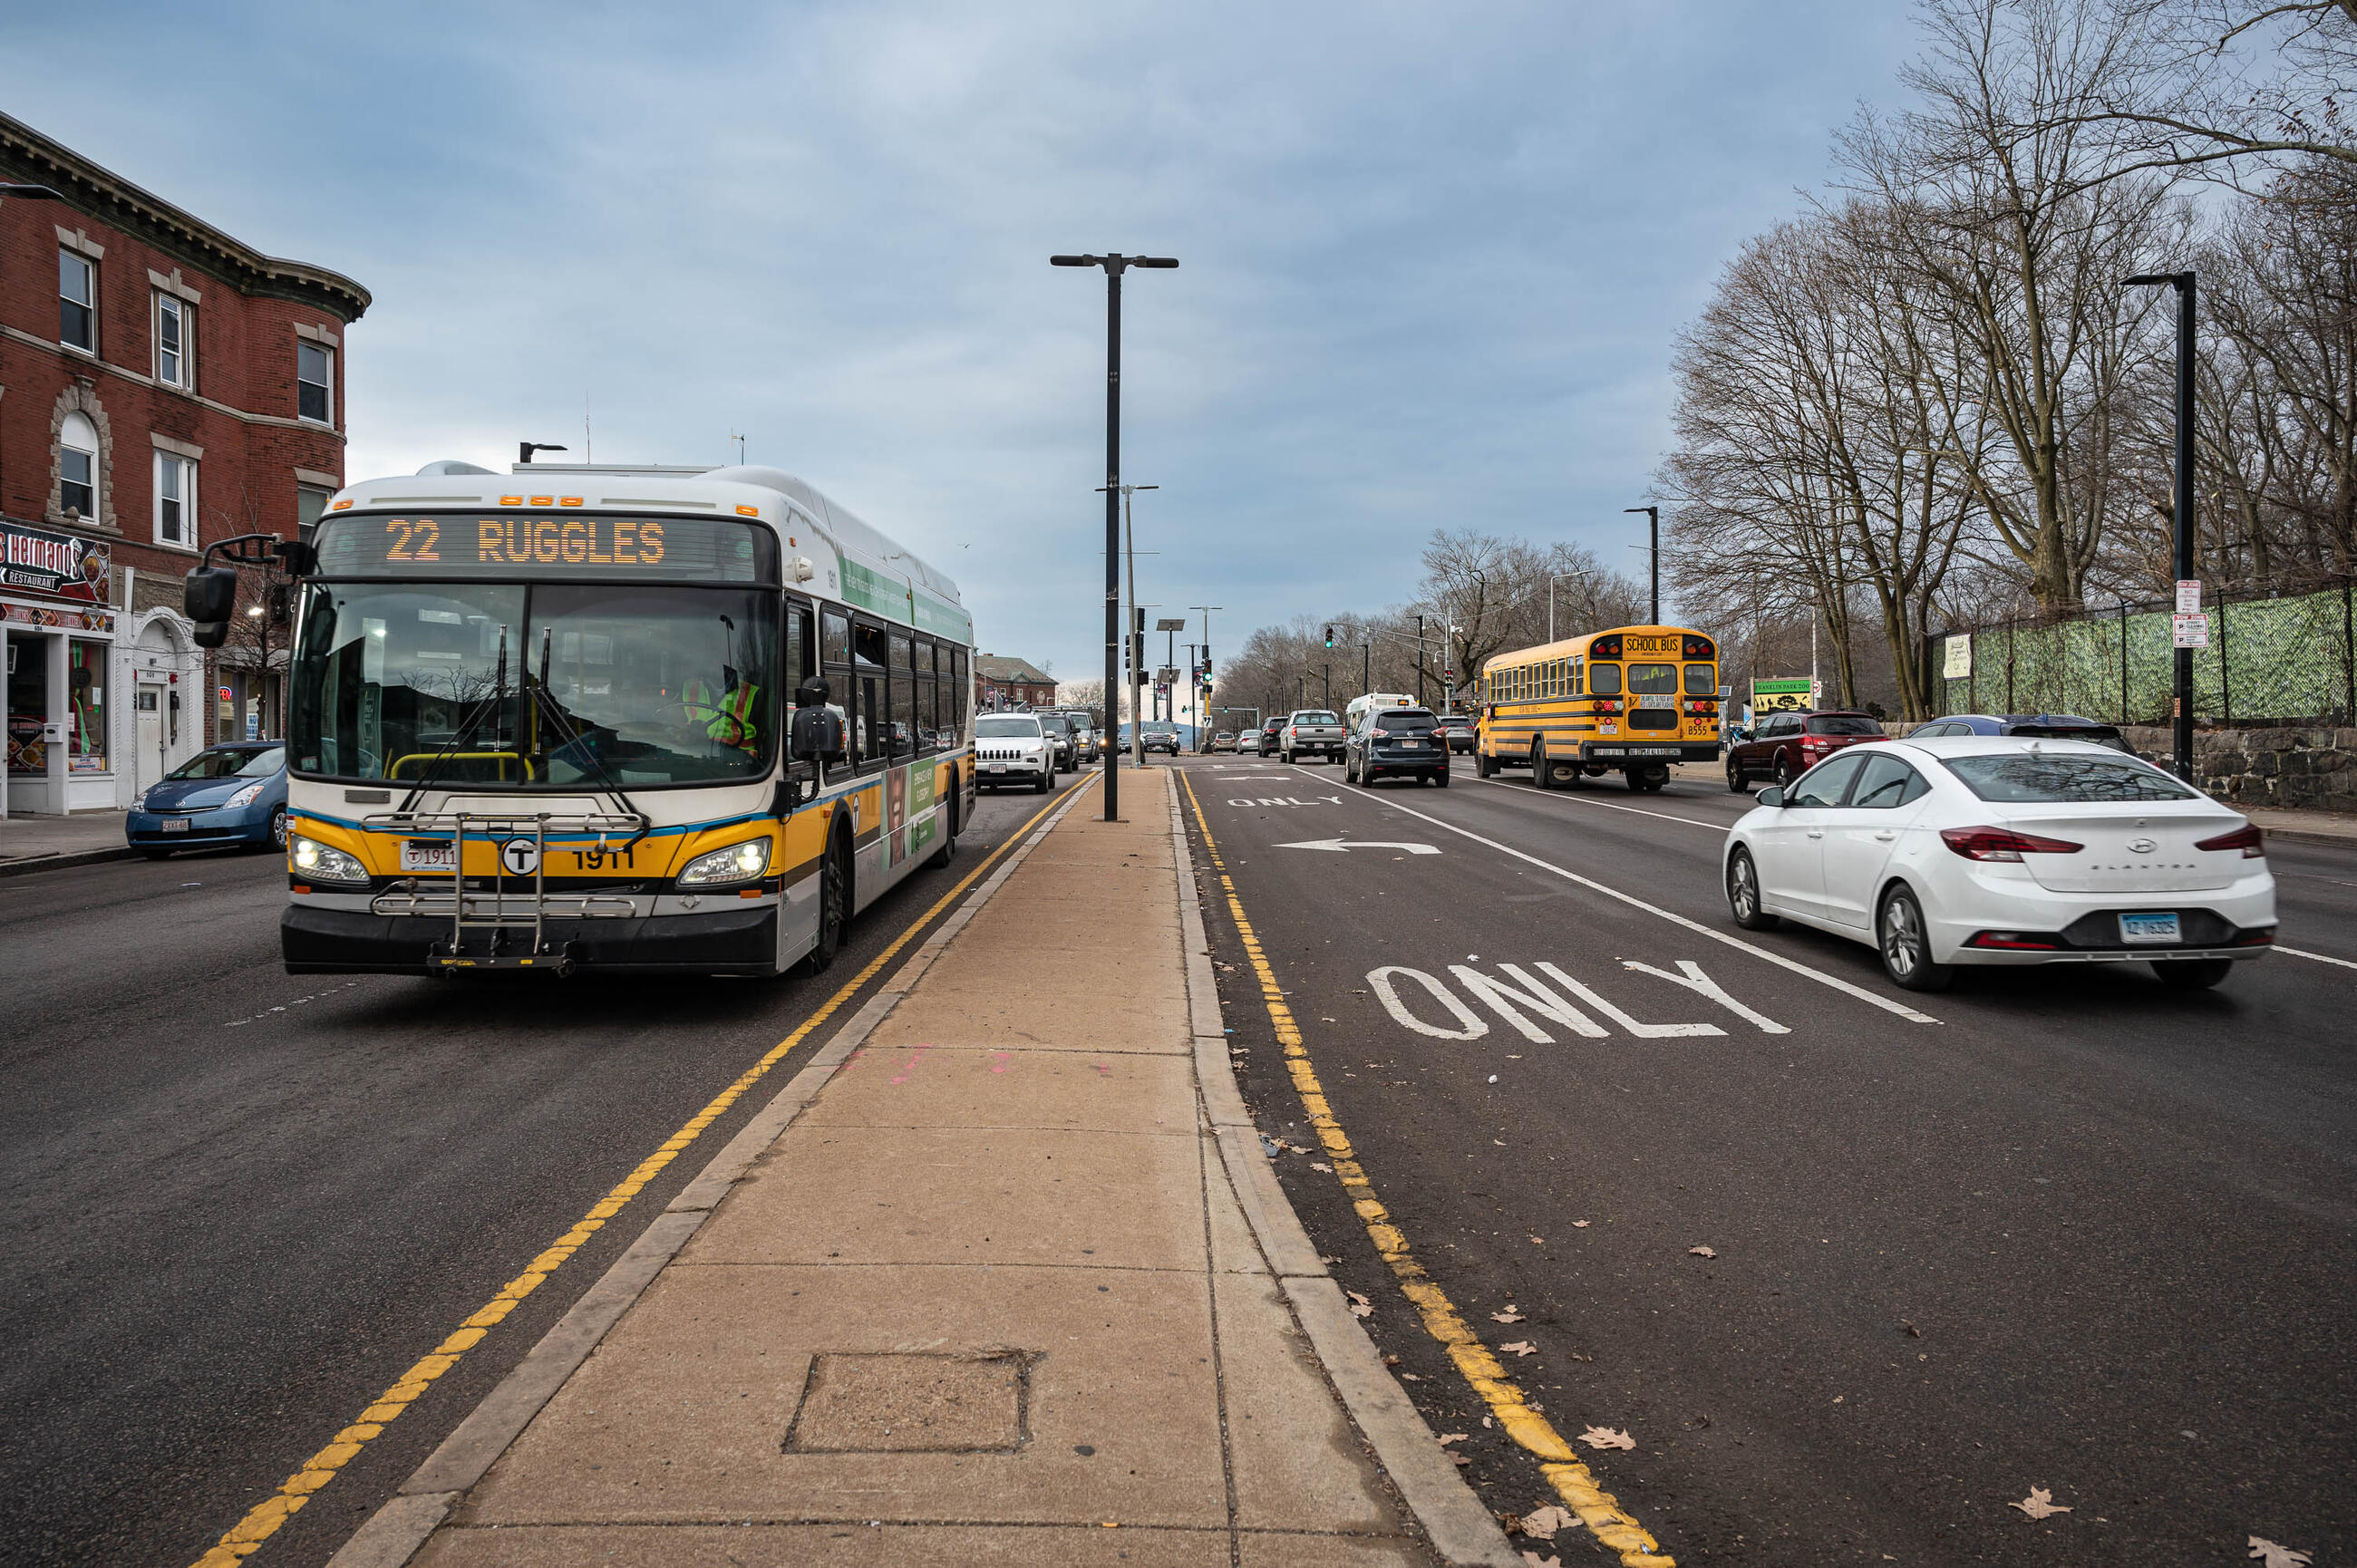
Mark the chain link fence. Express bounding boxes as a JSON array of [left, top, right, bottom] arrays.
[[1929, 576, 2357, 729]]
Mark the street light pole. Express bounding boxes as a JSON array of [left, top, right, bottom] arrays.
[[2129, 270, 2198, 779], [1625, 507, 1661, 624], [1189, 605, 1223, 750], [1053, 252, 1178, 818], [1547, 571, 1594, 644]]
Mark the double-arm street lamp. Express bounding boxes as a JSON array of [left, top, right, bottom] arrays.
[[1052, 252, 1178, 819]]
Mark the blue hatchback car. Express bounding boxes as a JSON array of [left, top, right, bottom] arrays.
[[126, 740, 288, 859]]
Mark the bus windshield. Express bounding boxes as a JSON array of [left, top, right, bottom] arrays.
[[288, 581, 780, 788]]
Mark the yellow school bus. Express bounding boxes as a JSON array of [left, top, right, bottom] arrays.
[[1472, 625, 1719, 792]]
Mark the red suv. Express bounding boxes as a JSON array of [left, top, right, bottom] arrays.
[[1726, 710, 1887, 792]]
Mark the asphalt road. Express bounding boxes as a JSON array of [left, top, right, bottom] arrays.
[[0, 769, 1094, 1568], [1175, 753, 2353, 1568]]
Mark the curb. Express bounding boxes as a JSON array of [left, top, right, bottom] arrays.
[[1165, 778, 1522, 1568], [0, 846, 135, 878], [322, 779, 1101, 1568]]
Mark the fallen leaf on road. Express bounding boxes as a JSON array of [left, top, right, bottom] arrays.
[[1346, 1291, 1373, 1319], [2249, 1539, 2312, 1568], [1310, 1162, 1333, 1172], [1521, 1505, 1575, 1541], [1572, 1220, 1591, 1228], [1528, 1236, 1545, 1245], [1903, 1321, 1921, 1337], [1401, 1372, 1421, 1380], [1437, 1432, 1469, 1445], [1522, 1553, 1561, 1568], [1491, 1306, 1526, 1323], [1689, 1246, 1716, 1258], [2009, 1487, 2072, 1519], [1500, 1341, 1537, 1356], [1579, 1426, 1635, 1451], [1452, 1452, 1471, 1466]]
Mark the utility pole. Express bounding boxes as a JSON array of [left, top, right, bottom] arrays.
[[1052, 251, 1178, 818], [1415, 614, 1427, 707], [1362, 642, 1371, 700], [1625, 506, 1660, 624], [2129, 270, 2198, 779]]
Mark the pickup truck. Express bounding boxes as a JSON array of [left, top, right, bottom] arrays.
[[1280, 709, 1347, 763]]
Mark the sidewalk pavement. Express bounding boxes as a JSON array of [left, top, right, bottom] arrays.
[[334, 769, 1518, 1568], [0, 809, 132, 876]]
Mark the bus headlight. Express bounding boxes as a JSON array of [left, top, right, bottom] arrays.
[[290, 835, 368, 884], [678, 838, 771, 886]]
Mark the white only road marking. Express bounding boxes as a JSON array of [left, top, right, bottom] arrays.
[[1227, 795, 1345, 808], [2277, 944, 2357, 971], [1278, 838, 1441, 855], [1369, 964, 1490, 1039], [1292, 765, 1942, 1025], [1467, 772, 1725, 831]]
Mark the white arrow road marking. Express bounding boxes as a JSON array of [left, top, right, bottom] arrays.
[[1277, 838, 1442, 855], [1295, 764, 1941, 1025]]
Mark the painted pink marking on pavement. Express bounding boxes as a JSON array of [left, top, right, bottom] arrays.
[[890, 1044, 933, 1084], [1091, 1062, 1111, 1077], [990, 1050, 1011, 1073]]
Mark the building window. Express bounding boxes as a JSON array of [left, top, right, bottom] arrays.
[[155, 451, 196, 547], [296, 340, 333, 423], [60, 250, 96, 353], [296, 483, 332, 543], [156, 295, 193, 390], [60, 411, 100, 521]]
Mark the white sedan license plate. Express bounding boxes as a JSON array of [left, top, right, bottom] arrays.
[[160, 818, 190, 834], [401, 839, 460, 873], [2119, 912, 2181, 944]]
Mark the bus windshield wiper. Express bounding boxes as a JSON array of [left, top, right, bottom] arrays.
[[528, 625, 649, 850]]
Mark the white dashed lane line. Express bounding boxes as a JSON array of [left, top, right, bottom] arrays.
[[224, 982, 363, 1028], [1275, 764, 1942, 1025]]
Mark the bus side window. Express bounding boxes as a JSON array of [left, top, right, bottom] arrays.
[[822, 609, 854, 762], [853, 620, 888, 769], [784, 600, 813, 706], [950, 648, 969, 743], [1572, 658, 1584, 697]]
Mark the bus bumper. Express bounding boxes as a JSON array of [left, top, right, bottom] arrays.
[[282, 904, 781, 976], [1578, 741, 1720, 764]]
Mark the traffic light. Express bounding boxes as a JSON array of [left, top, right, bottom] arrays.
[[1324, 625, 1334, 649], [1201, 656, 1213, 678]]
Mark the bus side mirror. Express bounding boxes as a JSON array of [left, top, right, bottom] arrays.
[[789, 684, 845, 762], [185, 566, 238, 648]]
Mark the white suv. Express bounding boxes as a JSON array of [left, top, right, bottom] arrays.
[[975, 713, 1054, 793]]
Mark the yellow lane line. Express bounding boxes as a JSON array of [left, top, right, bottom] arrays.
[[1178, 769, 1675, 1568], [192, 780, 1090, 1568]]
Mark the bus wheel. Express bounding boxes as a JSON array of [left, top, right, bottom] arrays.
[[1476, 749, 1495, 779], [801, 832, 850, 976], [1529, 740, 1553, 789]]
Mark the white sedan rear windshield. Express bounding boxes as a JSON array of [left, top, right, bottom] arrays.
[[1945, 754, 2196, 802], [975, 717, 1041, 738]]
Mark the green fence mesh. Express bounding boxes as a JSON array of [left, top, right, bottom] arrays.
[[1932, 578, 2357, 727]]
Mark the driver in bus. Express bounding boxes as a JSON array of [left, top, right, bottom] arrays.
[[681, 669, 762, 756]]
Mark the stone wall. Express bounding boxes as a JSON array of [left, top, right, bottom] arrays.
[[2122, 726, 2355, 813]]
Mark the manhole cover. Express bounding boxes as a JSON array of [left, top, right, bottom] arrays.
[[784, 1351, 1033, 1453]]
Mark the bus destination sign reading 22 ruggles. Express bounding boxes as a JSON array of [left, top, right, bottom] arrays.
[[311, 513, 777, 584]]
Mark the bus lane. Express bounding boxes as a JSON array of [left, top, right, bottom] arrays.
[[1175, 757, 2352, 1568]]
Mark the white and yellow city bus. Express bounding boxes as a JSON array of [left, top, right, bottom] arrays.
[[276, 462, 975, 977], [1472, 624, 1720, 792]]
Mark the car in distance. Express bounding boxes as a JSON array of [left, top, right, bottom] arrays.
[[127, 740, 289, 858], [1211, 731, 1237, 752], [1034, 711, 1078, 772], [1726, 710, 1887, 792], [1281, 709, 1346, 764], [1722, 736, 2275, 993], [973, 713, 1055, 793], [1141, 721, 1182, 755], [1435, 710, 1478, 753], [1344, 706, 1450, 788], [1911, 712, 2136, 754], [1237, 730, 1262, 754], [1258, 716, 1286, 755]]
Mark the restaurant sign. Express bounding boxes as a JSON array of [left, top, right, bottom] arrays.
[[3, 521, 111, 604]]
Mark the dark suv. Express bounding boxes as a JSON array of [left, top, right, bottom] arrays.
[[1725, 710, 1887, 792], [1141, 721, 1182, 755], [1034, 711, 1076, 772], [1344, 707, 1450, 788]]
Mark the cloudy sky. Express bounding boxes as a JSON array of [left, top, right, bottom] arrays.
[[5, 1, 1920, 687]]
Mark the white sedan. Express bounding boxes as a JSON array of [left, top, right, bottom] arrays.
[[1722, 736, 2276, 992]]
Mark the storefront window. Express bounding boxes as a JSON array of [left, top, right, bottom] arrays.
[[5, 635, 46, 775], [69, 638, 107, 772]]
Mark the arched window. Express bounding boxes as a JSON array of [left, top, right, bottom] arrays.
[[59, 411, 99, 522]]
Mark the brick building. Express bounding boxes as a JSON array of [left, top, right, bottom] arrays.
[[1, 111, 368, 816], [975, 654, 1056, 711]]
